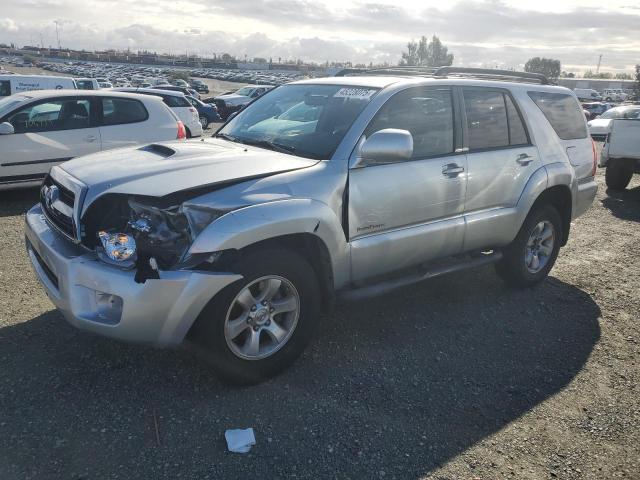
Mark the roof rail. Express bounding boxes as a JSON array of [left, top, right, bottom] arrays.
[[334, 66, 549, 85]]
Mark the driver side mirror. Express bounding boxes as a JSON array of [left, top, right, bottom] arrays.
[[0, 122, 14, 135], [351, 129, 413, 168]]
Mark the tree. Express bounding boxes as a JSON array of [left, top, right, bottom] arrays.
[[634, 65, 640, 99], [524, 57, 561, 81], [400, 35, 453, 67], [614, 72, 633, 80]]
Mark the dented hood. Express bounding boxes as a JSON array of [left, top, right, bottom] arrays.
[[59, 138, 318, 212]]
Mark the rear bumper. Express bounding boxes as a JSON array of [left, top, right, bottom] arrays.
[[572, 177, 598, 220], [25, 204, 241, 346]]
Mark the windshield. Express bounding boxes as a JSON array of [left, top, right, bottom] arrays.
[[600, 107, 640, 119], [235, 87, 254, 96], [0, 95, 30, 115], [218, 84, 379, 159]]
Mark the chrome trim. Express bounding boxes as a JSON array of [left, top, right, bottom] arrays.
[[49, 166, 88, 243]]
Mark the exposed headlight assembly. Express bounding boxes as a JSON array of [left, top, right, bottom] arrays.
[[98, 231, 137, 264]]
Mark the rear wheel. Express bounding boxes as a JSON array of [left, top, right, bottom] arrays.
[[605, 160, 633, 190], [190, 248, 320, 385], [199, 116, 209, 130], [495, 204, 562, 288]]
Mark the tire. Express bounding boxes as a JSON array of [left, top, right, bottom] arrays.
[[189, 248, 321, 385], [495, 204, 562, 288], [199, 116, 209, 130], [185, 127, 192, 139], [605, 160, 633, 190]]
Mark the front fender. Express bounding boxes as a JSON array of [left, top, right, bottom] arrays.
[[188, 198, 351, 288]]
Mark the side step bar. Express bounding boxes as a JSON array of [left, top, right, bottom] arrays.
[[339, 251, 503, 301]]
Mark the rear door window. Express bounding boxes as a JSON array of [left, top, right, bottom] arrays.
[[101, 98, 148, 126], [463, 89, 509, 150], [527, 91, 588, 140]]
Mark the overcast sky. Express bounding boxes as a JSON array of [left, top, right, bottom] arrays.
[[1, 0, 639, 73]]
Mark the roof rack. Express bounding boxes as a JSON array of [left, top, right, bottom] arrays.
[[334, 66, 549, 85]]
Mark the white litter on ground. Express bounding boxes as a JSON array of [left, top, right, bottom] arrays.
[[225, 428, 256, 453]]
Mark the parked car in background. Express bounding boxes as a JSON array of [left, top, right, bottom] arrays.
[[173, 78, 189, 88], [587, 105, 640, 141], [212, 85, 274, 119], [603, 89, 627, 102], [152, 84, 201, 100], [574, 88, 602, 102], [186, 95, 221, 129], [0, 75, 77, 97], [190, 79, 209, 94], [0, 90, 186, 189], [75, 78, 100, 90], [581, 102, 611, 120], [600, 119, 640, 189], [23, 70, 597, 383], [98, 81, 114, 88], [113, 87, 203, 137]]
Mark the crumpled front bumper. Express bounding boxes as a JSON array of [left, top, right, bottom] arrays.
[[25, 204, 241, 346]]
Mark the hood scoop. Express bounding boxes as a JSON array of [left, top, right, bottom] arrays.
[[140, 144, 176, 158]]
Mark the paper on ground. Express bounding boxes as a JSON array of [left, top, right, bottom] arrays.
[[225, 428, 256, 453]]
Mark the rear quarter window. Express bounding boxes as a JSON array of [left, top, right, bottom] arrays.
[[528, 91, 588, 140]]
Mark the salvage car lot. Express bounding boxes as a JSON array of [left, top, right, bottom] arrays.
[[0, 166, 638, 478]]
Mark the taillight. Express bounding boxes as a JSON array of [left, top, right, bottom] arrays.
[[177, 121, 186, 140], [591, 139, 597, 176], [189, 107, 196, 113]]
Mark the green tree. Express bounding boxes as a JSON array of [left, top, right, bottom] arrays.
[[524, 57, 561, 81], [614, 72, 633, 80], [400, 35, 453, 67], [634, 65, 640, 99]]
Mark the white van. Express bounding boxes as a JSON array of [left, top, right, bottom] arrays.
[[0, 75, 77, 97], [574, 88, 602, 102]]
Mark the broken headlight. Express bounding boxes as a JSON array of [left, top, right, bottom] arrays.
[[98, 231, 137, 264]]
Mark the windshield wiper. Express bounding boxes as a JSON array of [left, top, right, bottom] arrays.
[[240, 139, 297, 155]]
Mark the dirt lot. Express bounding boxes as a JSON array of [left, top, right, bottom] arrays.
[[0, 167, 638, 479]]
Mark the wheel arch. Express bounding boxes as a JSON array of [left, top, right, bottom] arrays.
[[530, 185, 572, 246]]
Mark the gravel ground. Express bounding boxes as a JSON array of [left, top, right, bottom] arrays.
[[0, 167, 638, 479]]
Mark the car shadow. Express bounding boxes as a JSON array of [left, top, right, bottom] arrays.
[[602, 184, 640, 222], [0, 269, 600, 478], [0, 187, 40, 218]]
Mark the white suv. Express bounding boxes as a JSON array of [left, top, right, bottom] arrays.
[[0, 90, 186, 189], [113, 87, 203, 138]]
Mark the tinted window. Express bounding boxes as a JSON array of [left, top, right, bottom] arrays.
[[528, 91, 588, 140], [464, 89, 509, 150], [101, 98, 148, 126], [76, 80, 94, 90], [7, 98, 91, 133], [365, 87, 454, 159], [162, 95, 190, 108], [0, 81, 10, 97], [505, 94, 528, 145]]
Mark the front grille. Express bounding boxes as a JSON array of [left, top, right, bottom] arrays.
[[40, 175, 76, 240]]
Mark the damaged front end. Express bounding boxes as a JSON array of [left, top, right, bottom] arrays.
[[83, 194, 231, 282]]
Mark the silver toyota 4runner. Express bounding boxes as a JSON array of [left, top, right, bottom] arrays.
[[25, 68, 598, 383]]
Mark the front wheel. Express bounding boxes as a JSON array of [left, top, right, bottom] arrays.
[[199, 116, 209, 130], [495, 204, 562, 288], [190, 248, 320, 384]]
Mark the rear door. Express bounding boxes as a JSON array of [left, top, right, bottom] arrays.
[[461, 87, 540, 251], [98, 96, 154, 150], [0, 96, 100, 184]]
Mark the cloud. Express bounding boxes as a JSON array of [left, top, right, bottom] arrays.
[[0, 1, 638, 72]]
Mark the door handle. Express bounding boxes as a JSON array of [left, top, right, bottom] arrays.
[[85, 135, 97, 143], [516, 153, 533, 165], [442, 163, 465, 177]]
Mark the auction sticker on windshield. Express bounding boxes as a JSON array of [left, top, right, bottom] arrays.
[[334, 88, 377, 100]]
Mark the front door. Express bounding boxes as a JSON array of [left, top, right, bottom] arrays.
[[348, 86, 467, 283], [0, 96, 100, 184]]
